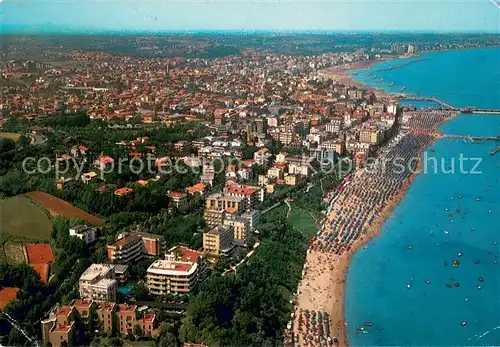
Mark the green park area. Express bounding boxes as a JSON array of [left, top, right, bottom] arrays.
[[0, 196, 53, 240]]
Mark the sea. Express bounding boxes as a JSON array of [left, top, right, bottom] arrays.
[[345, 48, 500, 346]]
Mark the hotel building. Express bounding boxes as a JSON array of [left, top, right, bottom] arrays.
[[107, 234, 143, 264], [203, 225, 235, 257], [146, 247, 207, 296], [79, 264, 117, 302]]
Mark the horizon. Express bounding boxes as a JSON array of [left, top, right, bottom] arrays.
[[3, 0, 500, 33]]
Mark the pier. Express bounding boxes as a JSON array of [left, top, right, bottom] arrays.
[[440, 134, 500, 143], [397, 96, 456, 110], [398, 96, 500, 114], [490, 145, 500, 156]]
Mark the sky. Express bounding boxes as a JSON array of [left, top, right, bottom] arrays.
[[2, 0, 500, 33]]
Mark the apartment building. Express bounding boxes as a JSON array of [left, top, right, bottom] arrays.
[[107, 234, 143, 264], [96, 302, 116, 333], [41, 305, 75, 347], [204, 207, 226, 229], [79, 264, 117, 302], [223, 215, 251, 242], [69, 225, 98, 244], [226, 185, 263, 209], [203, 225, 235, 257], [117, 232, 165, 256], [146, 247, 207, 296], [115, 304, 159, 338], [359, 128, 383, 145], [205, 193, 246, 215], [242, 210, 260, 229]]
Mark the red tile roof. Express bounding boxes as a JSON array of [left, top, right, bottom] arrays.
[[176, 247, 203, 263], [0, 287, 20, 311], [228, 186, 257, 196]]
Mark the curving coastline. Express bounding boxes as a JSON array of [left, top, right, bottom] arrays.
[[292, 61, 459, 347]]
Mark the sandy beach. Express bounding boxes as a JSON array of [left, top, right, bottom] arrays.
[[293, 178, 416, 346], [291, 61, 458, 346]]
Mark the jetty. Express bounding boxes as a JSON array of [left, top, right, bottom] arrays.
[[397, 96, 456, 110], [440, 134, 500, 143], [397, 96, 500, 114], [490, 145, 500, 156], [374, 58, 428, 72]]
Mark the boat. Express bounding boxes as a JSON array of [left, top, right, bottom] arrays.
[[478, 277, 484, 282], [446, 284, 452, 288], [461, 321, 467, 327], [454, 282, 460, 287], [389, 82, 394, 86], [401, 86, 406, 92], [424, 279, 431, 284], [364, 322, 372, 327]]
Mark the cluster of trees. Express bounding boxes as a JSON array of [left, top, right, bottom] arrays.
[[179, 216, 308, 345], [0, 216, 108, 345]]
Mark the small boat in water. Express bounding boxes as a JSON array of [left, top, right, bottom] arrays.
[[424, 279, 431, 284], [389, 82, 394, 86], [478, 277, 484, 282], [461, 321, 467, 327], [364, 322, 372, 327]]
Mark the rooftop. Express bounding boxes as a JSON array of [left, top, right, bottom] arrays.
[[80, 263, 115, 282], [227, 186, 258, 196], [208, 225, 232, 236], [116, 304, 137, 313], [110, 234, 142, 249], [147, 259, 198, 276], [51, 322, 74, 333], [114, 264, 129, 274]]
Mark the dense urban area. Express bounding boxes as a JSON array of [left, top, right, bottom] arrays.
[[0, 33, 498, 347]]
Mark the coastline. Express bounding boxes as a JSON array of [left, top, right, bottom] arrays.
[[293, 60, 460, 346]]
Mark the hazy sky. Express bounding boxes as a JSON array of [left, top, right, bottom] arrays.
[[2, 0, 500, 32]]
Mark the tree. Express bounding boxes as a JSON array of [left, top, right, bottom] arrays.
[[110, 337, 123, 347], [134, 324, 143, 338], [158, 331, 178, 347], [131, 283, 149, 300]]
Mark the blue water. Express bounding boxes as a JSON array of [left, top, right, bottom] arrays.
[[351, 48, 500, 109], [118, 285, 133, 294], [346, 49, 500, 346]]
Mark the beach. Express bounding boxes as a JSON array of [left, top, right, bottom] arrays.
[[291, 61, 459, 346]]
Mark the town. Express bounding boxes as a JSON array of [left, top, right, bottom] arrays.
[[0, 33, 497, 347]]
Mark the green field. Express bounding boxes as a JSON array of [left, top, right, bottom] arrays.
[[0, 132, 22, 141], [0, 196, 53, 240], [289, 207, 319, 237]]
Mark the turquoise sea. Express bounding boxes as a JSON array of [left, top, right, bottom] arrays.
[[351, 47, 500, 109], [346, 48, 500, 346]]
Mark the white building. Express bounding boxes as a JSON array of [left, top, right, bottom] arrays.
[[79, 264, 117, 302], [69, 225, 97, 244], [146, 247, 207, 296]]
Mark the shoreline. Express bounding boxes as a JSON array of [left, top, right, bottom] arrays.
[[293, 62, 459, 346]]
